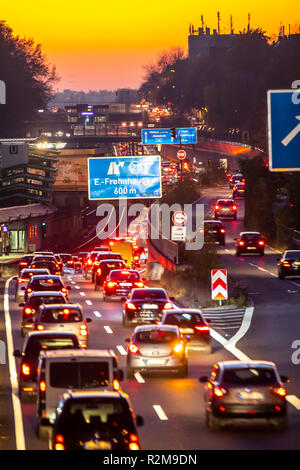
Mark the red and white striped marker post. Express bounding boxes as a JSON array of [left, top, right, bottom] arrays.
[[211, 269, 228, 306]]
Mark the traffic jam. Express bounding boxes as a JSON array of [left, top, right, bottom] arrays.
[[6, 163, 300, 452]]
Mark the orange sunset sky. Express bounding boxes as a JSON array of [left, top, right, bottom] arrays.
[[1, 1, 299, 91]]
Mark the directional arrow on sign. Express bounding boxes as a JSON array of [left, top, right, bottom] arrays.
[[211, 269, 228, 300], [281, 116, 300, 147]]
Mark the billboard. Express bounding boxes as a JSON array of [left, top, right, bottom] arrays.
[[88, 155, 161, 200], [142, 127, 197, 145]]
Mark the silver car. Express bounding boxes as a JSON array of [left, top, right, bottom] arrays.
[[126, 325, 188, 378], [34, 304, 92, 348], [15, 268, 50, 302]]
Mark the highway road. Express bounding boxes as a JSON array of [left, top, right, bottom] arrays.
[[1, 186, 300, 450]]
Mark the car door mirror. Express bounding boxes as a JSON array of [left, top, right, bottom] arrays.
[[19, 303, 25, 307], [170, 296, 175, 301], [13, 350, 21, 358], [280, 375, 290, 383], [199, 376, 208, 383], [136, 415, 144, 427], [125, 338, 130, 343], [67, 286, 72, 290], [21, 287, 26, 291], [86, 318, 92, 323]]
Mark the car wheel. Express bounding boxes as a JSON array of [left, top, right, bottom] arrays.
[[278, 272, 285, 280], [259, 250, 264, 256], [178, 363, 188, 378], [220, 239, 225, 247], [236, 251, 241, 257], [207, 411, 222, 431], [233, 214, 237, 221], [274, 416, 287, 432]]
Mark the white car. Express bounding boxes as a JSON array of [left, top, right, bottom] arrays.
[[15, 268, 50, 302]]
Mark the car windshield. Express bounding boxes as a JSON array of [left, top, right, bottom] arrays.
[[40, 308, 82, 323], [97, 254, 122, 261], [222, 367, 277, 385], [30, 278, 63, 290], [50, 362, 110, 388], [242, 234, 259, 241], [285, 251, 300, 260], [28, 295, 66, 309], [24, 335, 79, 358], [61, 397, 131, 430], [136, 330, 178, 343], [131, 289, 167, 301], [110, 270, 140, 281], [101, 262, 125, 272], [60, 255, 72, 262], [21, 270, 48, 279], [163, 312, 205, 326], [205, 223, 221, 231], [218, 201, 234, 207]]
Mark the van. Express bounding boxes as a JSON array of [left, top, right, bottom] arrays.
[[36, 349, 124, 439], [109, 240, 134, 267]]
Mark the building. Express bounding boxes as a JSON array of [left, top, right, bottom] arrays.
[[0, 142, 57, 207], [188, 27, 238, 60]]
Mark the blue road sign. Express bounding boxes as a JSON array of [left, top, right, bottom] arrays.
[[268, 90, 300, 171], [88, 155, 162, 200], [142, 127, 197, 145]]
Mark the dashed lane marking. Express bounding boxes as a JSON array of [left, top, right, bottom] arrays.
[[104, 326, 113, 334], [153, 405, 168, 421]]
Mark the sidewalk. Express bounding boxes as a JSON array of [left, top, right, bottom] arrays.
[[0, 253, 23, 264]]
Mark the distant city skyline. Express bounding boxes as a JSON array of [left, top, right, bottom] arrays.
[[1, 1, 299, 92]]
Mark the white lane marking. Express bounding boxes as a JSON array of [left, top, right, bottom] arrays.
[[134, 372, 145, 383], [287, 395, 300, 410], [104, 326, 113, 334], [93, 311, 102, 318], [80, 292, 86, 297], [225, 306, 254, 349], [153, 405, 168, 421], [75, 286, 80, 289], [71, 281, 76, 284], [4, 278, 26, 450], [86, 300, 93, 306], [116, 345, 127, 356]]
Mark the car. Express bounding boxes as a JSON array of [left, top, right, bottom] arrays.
[[36, 349, 124, 438], [24, 275, 71, 302], [229, 173, 245, 189], [233, 182, 246, 199], [103, 269, 144, 299], [82, 251, 105, 280], [18, 254, 36, 275], [34, 304, 92, 348], [199, 360, 289, 431], [54, 254, 64, 275], [77, 252, 89, 268], [19, 291, 68, 337], [13, 331, 81, 401], [214, 200, 237, 220], [57, 253, 73, 266], [94, 260, 126, 291], [52, 390, 143, 450], [93, 246, 111, 252], [122, 288, 174, 327], [30, 259, 60, 275], [159, 308, 211, 353], [71, 256, 82, 271], [126, 325, 188, 378], [203, 220, 226, 246], [235, 232, 265, 256], [15, 268, 50, 302], [92, 252, 123, 282], [33, 251, 55, 256], [277, 250, 300, 279]]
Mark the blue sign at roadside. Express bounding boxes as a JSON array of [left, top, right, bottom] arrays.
[[268, 89, 300, 171], [142, 127, 197, 145], [88, 155, 162, 200]]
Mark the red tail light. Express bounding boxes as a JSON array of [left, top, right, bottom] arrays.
[[215, 205, 220, 211], [36, 324, 45, 331], [24, 307, 32, 315], [194, 325, 210, 333], [282, 261, 291, 266], [18, 278, 27, 283], [238, 241, 245, 246], [134, 282, 144, 288], [232, 205, 237, 211], [272, 387, 286, 397], [80, 324, 88, 336], [258, 240, 265, 246], [127, 302, 136, 310], [113, 379, 120, 391], [54, 434, 64, 450], [220, 229, 225, 234], [129, 433, 140, 450], [21, 363, 31, 376], [87, 259, 92, 265], [27, 288, 32, 294], [107, 281, 117, 288], [128, 343, 139, 354], [39, 380, 46, 392]]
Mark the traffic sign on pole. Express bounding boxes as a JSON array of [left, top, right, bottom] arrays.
[[177, 149, 186, 160], [172, 211, 187, 226], [211, 269, 228, 300], [267, 89, 300, 171]]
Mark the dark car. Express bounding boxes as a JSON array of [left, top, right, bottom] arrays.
[[94, 260, 126, 290], [82, 251, 103, 280], [235, 232, 265, 256], [122, 288, 173, 327], [18, 255, 36, 275], [233, 182, 246, 199], [92, 252, 123, 282], [199, 361, 289, 431], [19, 291, 68, 337], [71, 256, 82, 271], [30, 259, 60, 275], [24, 275, 71, 302], [203, 220, 226, 246], [58, 254, 73, 265], [13, 331, 80, 401], [159, 308, 211, 353], [278, 250, 300, 279], [229, 174, 245, 189], [214, 199, 237, 220], [103, 269, 144, 299], [52, 391, 143, 450], [77, 252, 89, 266]]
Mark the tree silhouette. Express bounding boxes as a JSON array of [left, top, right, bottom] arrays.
[[0, 20, 58, 137]]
